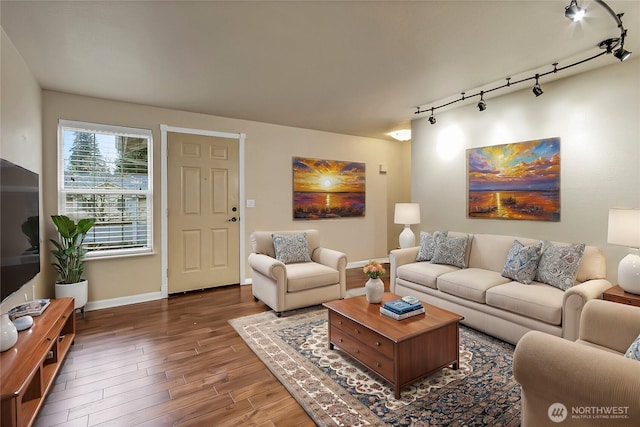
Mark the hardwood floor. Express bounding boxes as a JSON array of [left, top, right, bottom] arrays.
[[35, 266, 389, 427]]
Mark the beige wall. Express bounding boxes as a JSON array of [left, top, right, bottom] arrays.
[[411, 58, 640, 283], [42, 91, 409, 306], [0, 29, 43, 313]]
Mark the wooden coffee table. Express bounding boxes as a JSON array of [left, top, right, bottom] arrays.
[[323, 293, 463, 398]]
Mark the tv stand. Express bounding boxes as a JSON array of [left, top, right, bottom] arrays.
[[1, 297, 76, 426]]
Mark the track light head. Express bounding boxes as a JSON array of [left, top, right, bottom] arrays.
[[532, 74, 544, 97], [614, 46, 632, 61], [565, 0, 586, 22], [477, 92, 487, 112], [428, 109, 436, 125]]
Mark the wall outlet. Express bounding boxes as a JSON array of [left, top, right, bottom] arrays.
[[246, 199, 255, 208]]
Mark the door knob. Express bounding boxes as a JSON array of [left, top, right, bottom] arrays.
[[227, 217, 237, 222]]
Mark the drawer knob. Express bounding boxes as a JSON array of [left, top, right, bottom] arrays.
[[47, 337, 53, 342], [376, 362, 381, 367], [338, 321, 343, 325], [355, 329, 360, 334], [354, 349, 359, 353], [339, 338, 343, 343], [375, 341, 381, 346]]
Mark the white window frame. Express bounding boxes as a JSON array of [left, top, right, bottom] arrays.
[[58, 119, 153, 259]]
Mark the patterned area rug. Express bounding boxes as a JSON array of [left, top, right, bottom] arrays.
[[230, 308, 521, 426]]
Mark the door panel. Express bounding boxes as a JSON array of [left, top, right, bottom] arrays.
[[168, 132, 240, 293]]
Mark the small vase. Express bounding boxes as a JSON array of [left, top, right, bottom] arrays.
[[1, 313, 18, 352], [365, 277, 384, 304]]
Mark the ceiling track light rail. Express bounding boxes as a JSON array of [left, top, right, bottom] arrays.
[[417, 0, 631, 122]]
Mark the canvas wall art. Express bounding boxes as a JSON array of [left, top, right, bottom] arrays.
[[293, 157, 365, 220], [467, 138, 560, 221]]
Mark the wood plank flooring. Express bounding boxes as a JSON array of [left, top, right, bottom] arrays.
[[35, 266, 389, 427]]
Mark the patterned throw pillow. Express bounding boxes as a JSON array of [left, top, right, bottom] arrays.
[[272, 233, 312, 264], [430, 235, 468, 268], [416, 230, 448, 262], [625, 334, 640, 361], [501, 240, 543, 284], [535, 241, 585, 291]]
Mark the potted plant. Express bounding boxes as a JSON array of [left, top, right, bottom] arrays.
[[50, 215, 95, 311]]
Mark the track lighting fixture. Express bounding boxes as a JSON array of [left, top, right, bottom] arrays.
[[565, 0, 586, 22], [532, 74, 544, 97], [477, 92, 487, 112], [428, 109, 436, 125], [415, 0, 632, 124]]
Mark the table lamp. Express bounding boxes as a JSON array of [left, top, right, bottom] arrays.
[[394, 203, 421, 248], [607, 208, 640, 294]]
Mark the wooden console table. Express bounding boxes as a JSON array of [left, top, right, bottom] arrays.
[[1, 297, 76, 427]]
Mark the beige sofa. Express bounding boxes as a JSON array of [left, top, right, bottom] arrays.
[[390, 232, 612, 344], [514, 299, 640, 426], [249, 229, 347, 315]]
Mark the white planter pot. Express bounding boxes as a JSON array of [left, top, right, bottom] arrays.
[[1, 313, 18, 352], [365, 278, 384, 304], [55, 279, 88, 310]]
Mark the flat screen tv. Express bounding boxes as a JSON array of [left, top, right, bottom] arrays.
[[1, 158, 40, 303]]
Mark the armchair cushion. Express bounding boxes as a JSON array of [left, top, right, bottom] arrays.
[[286, 262, 340, 292], [272, 232, 311, 264]]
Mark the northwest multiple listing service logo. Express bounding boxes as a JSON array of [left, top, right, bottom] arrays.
[[548, 403, 630, 423]]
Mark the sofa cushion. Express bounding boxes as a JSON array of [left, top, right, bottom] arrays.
[[431, 235, 469, 268], [535, 241, 585, 290], [625, 334, 640, 361], [286, 262, 339, 292], [437, 268, 511, 303], [397, 262, 459, 290], [501, 240, 543, 284], [272, 233, 312, 264], [486, 282, 564, 325], [416, 230, 447, 262]]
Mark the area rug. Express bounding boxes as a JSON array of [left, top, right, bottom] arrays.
[[229, 308, 520, 426]]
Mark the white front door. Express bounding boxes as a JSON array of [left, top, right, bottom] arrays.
[[167, 132, 240, 294]]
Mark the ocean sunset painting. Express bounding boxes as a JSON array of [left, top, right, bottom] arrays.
[[467, 138, 560, 221], [293, 157, 365, 219]]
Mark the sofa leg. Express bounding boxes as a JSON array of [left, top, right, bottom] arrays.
[[253, 296, 259, 302], [275, 311, 282, 317]]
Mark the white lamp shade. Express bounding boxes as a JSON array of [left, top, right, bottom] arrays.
[[394, 203, 421, 225], [608, 208, 640, 248]]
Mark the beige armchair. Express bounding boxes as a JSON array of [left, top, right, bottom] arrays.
[[248, 229, 347, 315], [514, 299, 640, 426]]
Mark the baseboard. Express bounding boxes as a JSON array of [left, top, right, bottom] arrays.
[[347, 257, 389, 269], [84, 291, 164, 312]]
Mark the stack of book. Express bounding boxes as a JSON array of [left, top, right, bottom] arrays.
[[380, 298, 424, 320]]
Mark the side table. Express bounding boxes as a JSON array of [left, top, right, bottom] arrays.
[[602, 285, 640, 307]]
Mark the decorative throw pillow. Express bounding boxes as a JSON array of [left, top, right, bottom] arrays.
[[501, 240, 543, 284], [431, 235, 468, 268], [625, 334, 640, 361], [272, 233, 312, 264], [416, 230, 448, 262], [535, 241, 585, 291]]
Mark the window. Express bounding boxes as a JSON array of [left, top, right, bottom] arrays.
[[58, 120, 153, 258]]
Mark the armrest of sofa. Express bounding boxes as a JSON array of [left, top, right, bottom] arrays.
[[248, 253, 287, 283], [312, 247, 347, 297], [514, 331, 640, 426], [561, 278, 612, 341], [389, 247, 419, 293], [579, 299, 640, 353]]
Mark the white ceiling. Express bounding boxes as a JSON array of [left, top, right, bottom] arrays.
[[2, 0, 638, 141]]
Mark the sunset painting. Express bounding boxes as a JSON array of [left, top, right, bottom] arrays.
[[467, 138, 560, 221], [293, 157, 365, 219]]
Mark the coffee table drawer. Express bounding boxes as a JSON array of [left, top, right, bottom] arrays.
[[330, 314, 394, 359], [330, 327, 394, 380]]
